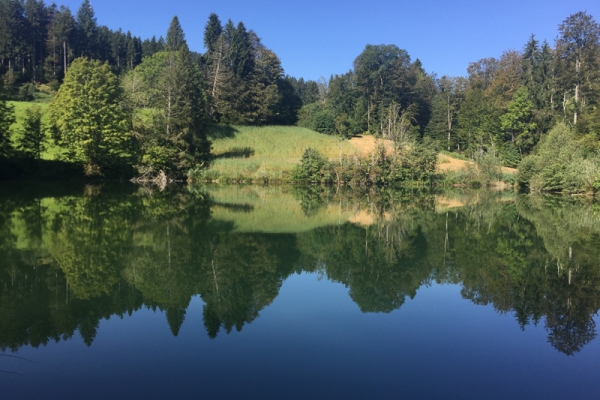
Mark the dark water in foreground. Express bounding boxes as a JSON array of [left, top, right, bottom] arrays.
[[1, 183, 600, 399]]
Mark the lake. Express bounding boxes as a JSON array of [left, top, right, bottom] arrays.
[[1, 183, 599, 399]]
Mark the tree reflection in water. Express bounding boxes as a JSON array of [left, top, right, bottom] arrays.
[[0, 183, 599, 356]]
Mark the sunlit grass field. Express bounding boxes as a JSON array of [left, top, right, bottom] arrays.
[[206, 125, 356, 181]]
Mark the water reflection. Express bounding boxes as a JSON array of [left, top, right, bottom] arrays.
[[0, 183, 599, 355]]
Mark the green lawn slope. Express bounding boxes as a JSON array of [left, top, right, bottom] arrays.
[[206, 125, 355, 181]]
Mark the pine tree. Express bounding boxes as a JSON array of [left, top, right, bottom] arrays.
[[24, 0, 47, 82], [165, 16, 186, 52], [54, 5, 75, 76], [75, 0, 97, 58], [204, 13, 222, 53], [0, 80, 15, 156], [17, 106, 45, 160]]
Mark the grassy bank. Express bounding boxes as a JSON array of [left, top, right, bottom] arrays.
[[205, 125, 355, 181]]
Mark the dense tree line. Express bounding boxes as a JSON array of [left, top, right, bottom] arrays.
[[0, 0, 159, 89], [1, 3, 600, 187], [297, 12, 600, 175], [0, 1, 306, 177]]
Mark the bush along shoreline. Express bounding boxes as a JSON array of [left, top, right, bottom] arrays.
[[518, 123, 600, 195], [290, 144, 437, 186]]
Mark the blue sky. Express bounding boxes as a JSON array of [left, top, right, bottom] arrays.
[[64, 0, 600, 81]]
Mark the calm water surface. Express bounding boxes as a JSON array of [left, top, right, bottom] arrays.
[[1, 183, 599, 399]]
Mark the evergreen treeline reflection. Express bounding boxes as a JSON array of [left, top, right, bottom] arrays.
[[0, 183, 599, 356]]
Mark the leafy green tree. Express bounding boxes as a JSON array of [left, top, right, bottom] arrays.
[[16, 106, 45, 159], [500, 86, 537, 157], [127, 21, 210, 173], [47, 58, 131, 174]]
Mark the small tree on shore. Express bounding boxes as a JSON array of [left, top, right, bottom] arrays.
[[17, 106, 46, 160]]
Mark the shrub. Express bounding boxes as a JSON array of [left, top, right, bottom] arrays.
[[291, 148, 331, 182], [291, 144, 437, 186], [297, 103, 336, 135], [518, 123, 600, 193]]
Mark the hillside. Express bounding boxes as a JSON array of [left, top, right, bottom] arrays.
[[206, 127, 517, 182]]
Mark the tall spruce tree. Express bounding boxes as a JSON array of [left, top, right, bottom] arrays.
[[17, 106, 45, 160], [75, 0, 97, 58], [165, 16, 185, 52], [0, 79, 15, 156], [204, 13, 222, 53]]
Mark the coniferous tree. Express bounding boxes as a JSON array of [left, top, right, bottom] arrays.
[[165, 16, 185, 52], [204, 13, 222, 54], [75, 0, 97, 58], [24, 0, 47, 82], [17, 106, 45, 160], [0, 79, 15, 156], [0, 0, 27, 72], [54, 5, 75, 76], [128, 19, 210, 173]]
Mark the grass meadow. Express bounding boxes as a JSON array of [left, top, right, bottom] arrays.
[[205, 125, 356, 181]]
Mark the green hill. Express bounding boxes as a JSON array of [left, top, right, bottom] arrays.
[[205, 125, 355, 181]]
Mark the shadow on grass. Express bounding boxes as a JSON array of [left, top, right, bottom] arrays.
[[213, 202, 255, 213], [208, 125, 238, 139], [215, 147, 255, 159]]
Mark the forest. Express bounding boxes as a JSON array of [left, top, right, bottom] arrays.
[[0, 0, 599, 192]]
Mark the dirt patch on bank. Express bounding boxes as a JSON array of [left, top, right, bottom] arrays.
[[437, 154, 518, 174], [348, 135, 394, 156], [348, 136, 519, 175]]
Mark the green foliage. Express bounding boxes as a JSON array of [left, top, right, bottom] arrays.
[[18, 83, 36, 101], [291, 144, 437, 185], [125, 44, 211, 174], [518, 123, 600, 193], [291, 148, 330, 182], [0, 85, 16, 156], [16, 106, 45, 159], [47, 58, 131, 174], [165, 16, 186, 51], [297, 102, 336, 135], [500, 86, 537, 155]]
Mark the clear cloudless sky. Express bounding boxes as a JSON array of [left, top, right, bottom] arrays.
[[61, 0, 600, 81]]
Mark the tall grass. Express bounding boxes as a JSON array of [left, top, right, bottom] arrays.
[[204, 126, 355, 181]]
